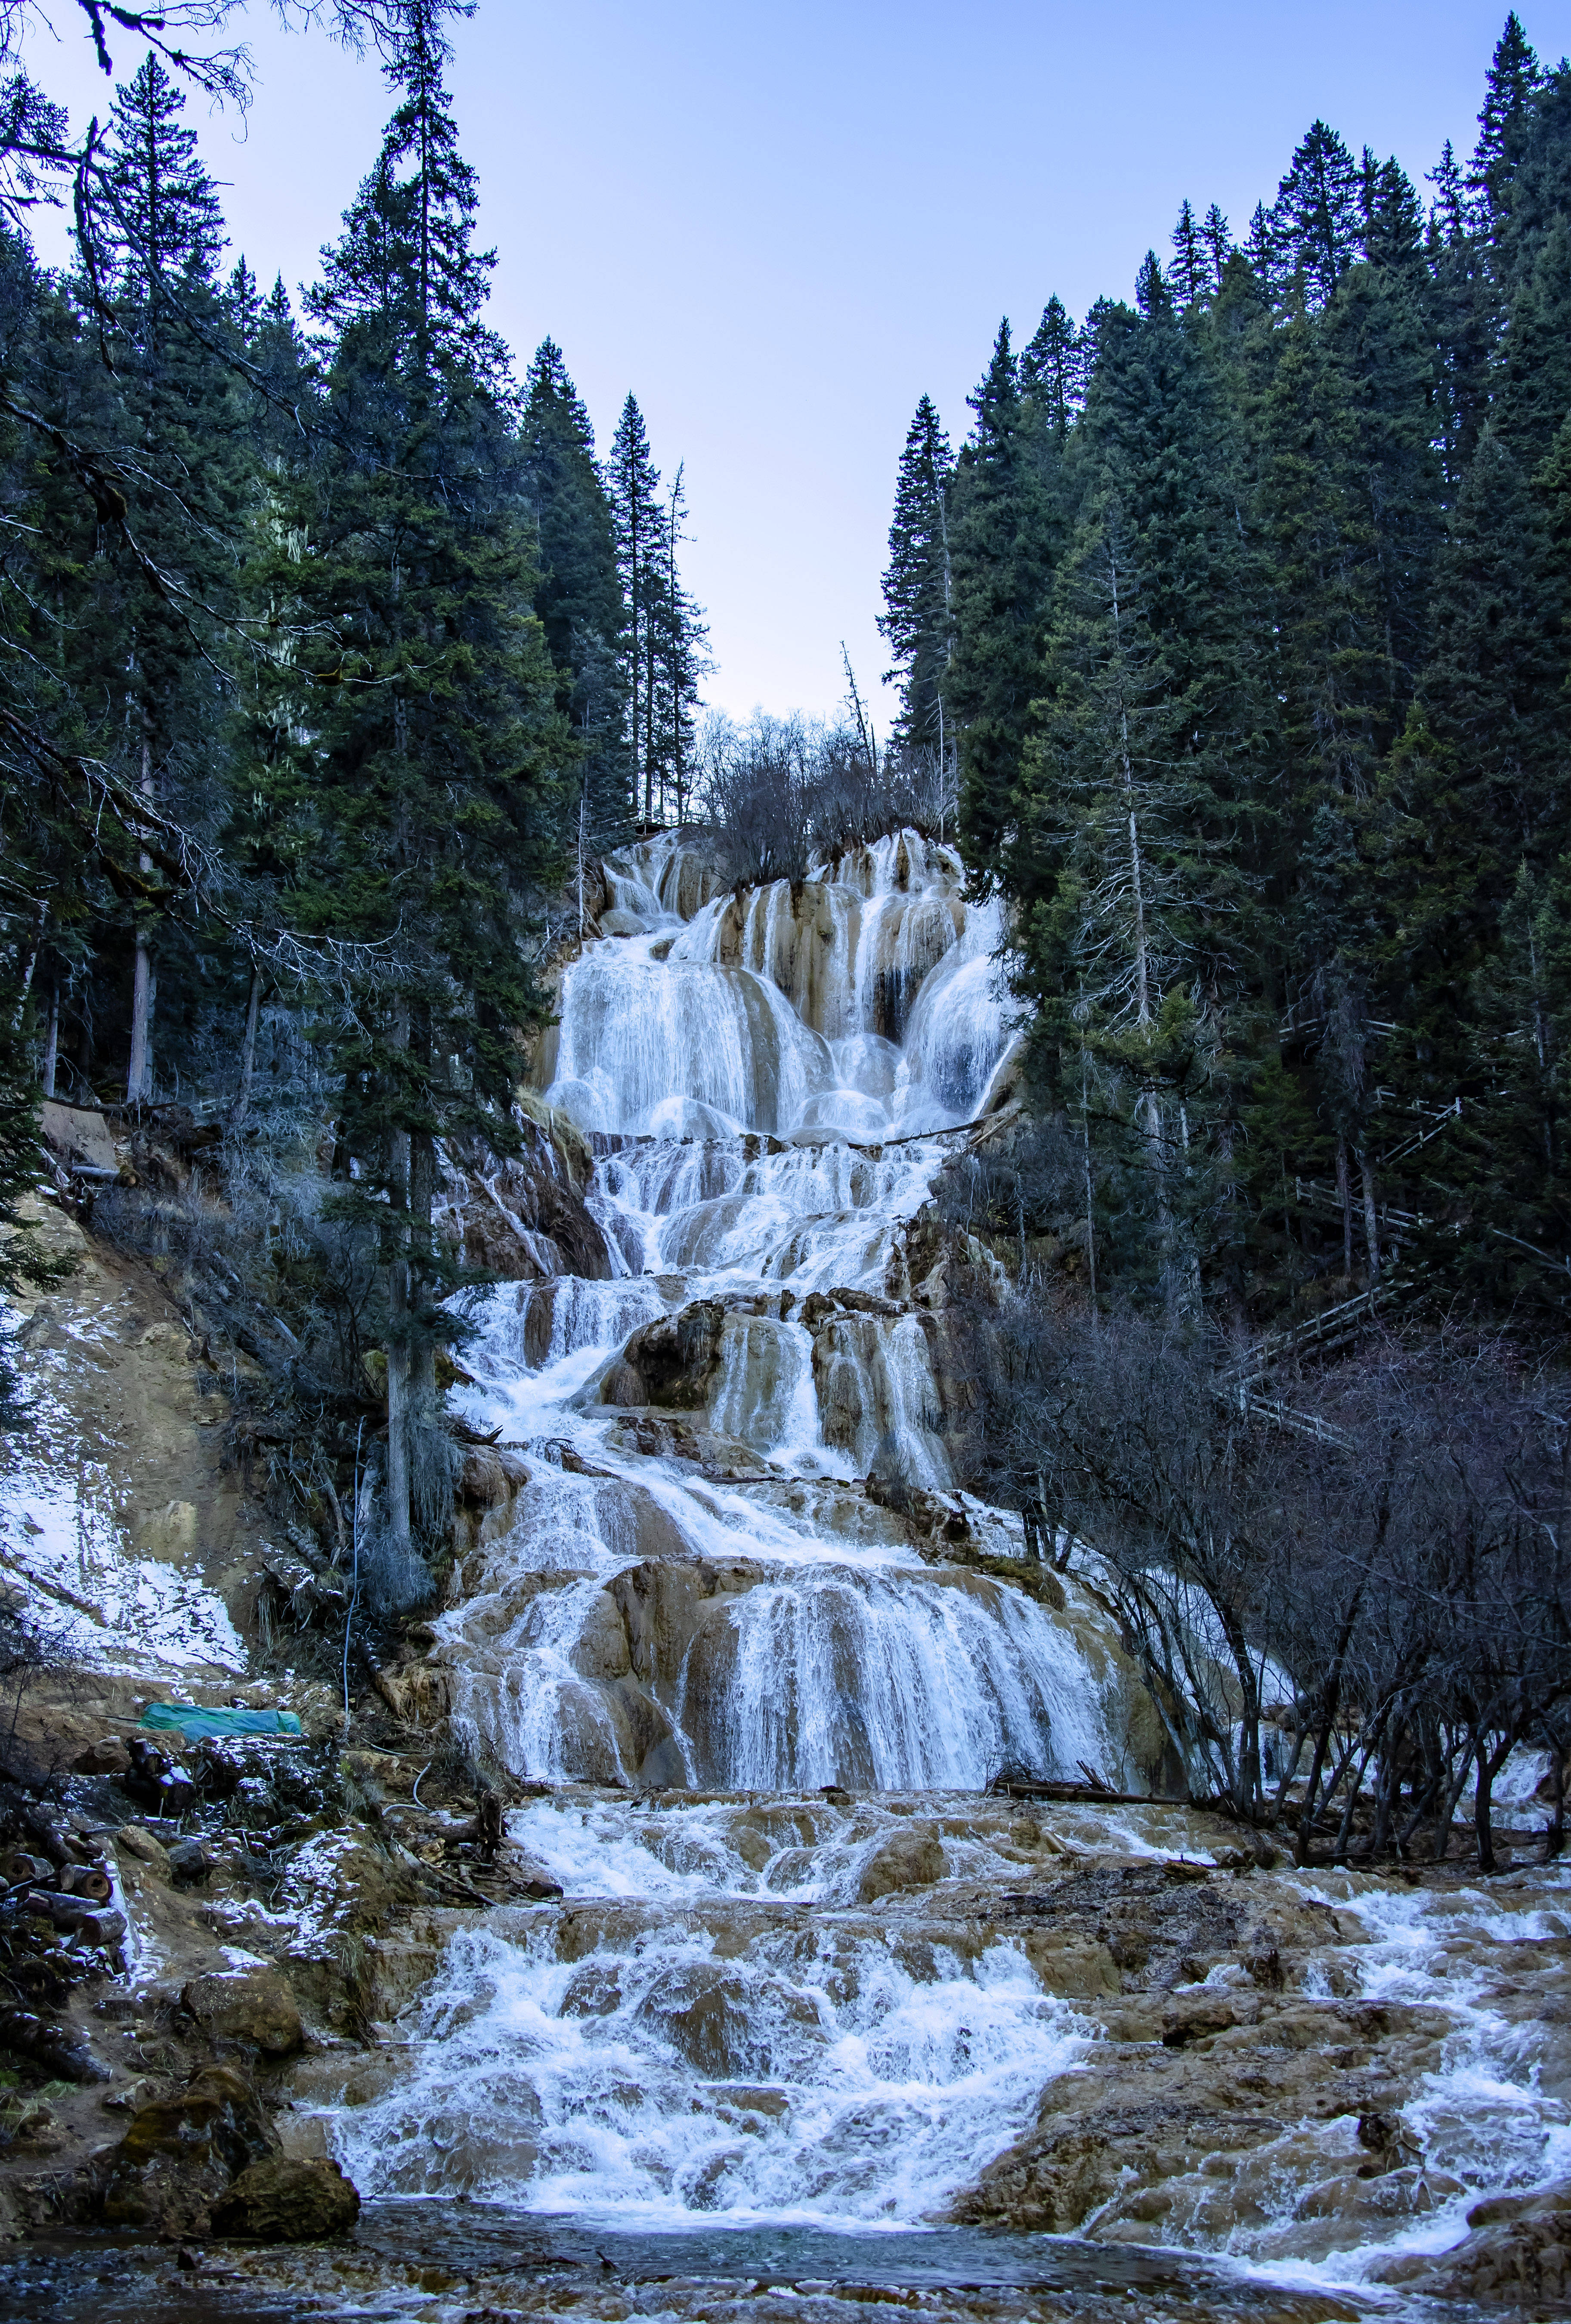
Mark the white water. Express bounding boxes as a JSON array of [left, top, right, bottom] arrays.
[[434, 826, 1130, 1800], [325, 830, 1571, 2278], [339, 1791, 1089, 2227], [341, 828, 1143, 2226]]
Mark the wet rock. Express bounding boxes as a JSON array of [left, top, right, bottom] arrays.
[[71, 1737, 131, 1776], [101, 2063, 279, 2237], [181, 1967, 304, 2058], [1161, 1989, 1261, 2046], [458, 1445, 530, 1511], [1382, 2177, 1571, 2307], [601, 1301, 727, 1410], [439, 1113, 613, 1281], [857, 1826, 947, 1902], [210, 2155, 360, 2241]]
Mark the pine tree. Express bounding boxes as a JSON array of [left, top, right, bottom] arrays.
[[99, 50, 246, 1103], [274, 0, 565, 1568], [521, 337, 633, 853], [1469, 12, 1543, 235], [649, 461, 709, 823], [606, 394, 663, 824], [103, 53, 226, 301], [224, 254, 263, 341], [1492, 52, 1571, 292], [878, 393, 954, 751], [1020, 297, 1082, 439], [1360, 154, 1424, 272], [1271, 121, 1363, 308], [1201, 204, 1232, 290], [949, 321, 1056, 878], [1169, 200, 1208, 305]]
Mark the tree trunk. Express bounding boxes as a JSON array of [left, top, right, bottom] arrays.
[[40, 983, 59, 1098], [1336, 1136, 1353, 1279], [231, 966, 262, 1128], [126, 731, 156, 1104], [127, 935, 153, 1103], [384, 1000, 414, 1561], [1358, 1149, 1380, 1284], [1475, 1729, 1521, 1876]]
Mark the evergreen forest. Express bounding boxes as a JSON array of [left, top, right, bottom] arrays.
[[0, 0, 707, 1556], [885, 12, 1571, 1334]]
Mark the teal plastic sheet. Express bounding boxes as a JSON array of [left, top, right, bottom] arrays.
[[138, 1703, 303, 1740]]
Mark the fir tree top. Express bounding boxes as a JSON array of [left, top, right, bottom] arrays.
[[104, 52, 226, 298], [1470, 11, 1543, 227], [308, 0, 502, 384]]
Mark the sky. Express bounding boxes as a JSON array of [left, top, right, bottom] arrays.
[[18, 0, 1571, 731]]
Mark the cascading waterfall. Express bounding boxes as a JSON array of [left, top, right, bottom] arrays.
[[312, 827, 1571, 2295], [438, 825, 1113, 1801], [331, 836, 1150, 2233]]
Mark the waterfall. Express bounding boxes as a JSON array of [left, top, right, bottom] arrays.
[[436, 827, 1123, 1798]]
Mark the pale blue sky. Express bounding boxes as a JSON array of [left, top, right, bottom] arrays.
[[19, 1, 1571, 727]]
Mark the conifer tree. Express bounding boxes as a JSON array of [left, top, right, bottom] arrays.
[[521, 337, 633, 853], [878, 394, 954, 751], [1271, 121, 1363, 307], [1201, 204, 1232, 290], [1019, 297, 1082, 439], [1469, 12, 1543, 236], [273, 0, 564, 1569], [948, 321, 1055, 878], [1169, 199, 1208, 305], [104, 53, 226, 301], [99, 51, 244, 1103], [648, 461, 709, 822], [607, 393, 662, 823]]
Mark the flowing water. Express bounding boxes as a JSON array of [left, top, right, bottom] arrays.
[[266, 831, 1566, 2316]]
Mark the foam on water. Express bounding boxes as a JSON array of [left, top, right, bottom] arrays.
[[337, 1895, 1087, 2227]]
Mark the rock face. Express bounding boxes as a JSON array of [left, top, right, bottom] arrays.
[[439, 1106, 615, 1281], [102, 2064, 280, 2237], [181, 1967, 304, 2058], [211, 2154, 360, 2241]]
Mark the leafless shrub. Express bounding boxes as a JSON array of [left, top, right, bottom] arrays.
[[693, 712, 960, 886], [947, 1292, 1571, 1867]]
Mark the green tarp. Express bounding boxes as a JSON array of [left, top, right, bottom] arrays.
[[138, 1704, 303, 1740]]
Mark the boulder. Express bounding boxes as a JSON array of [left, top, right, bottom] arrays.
[[115, 1824, 170, 1877], [101, 2063, 279, 2236], [211, 2155, 360, 2241], [600, 1301, 726, 1410], [856, 1826, 947, 1903], [71, 1736, 131, 1776], [182, 1967, 304, 2058]]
